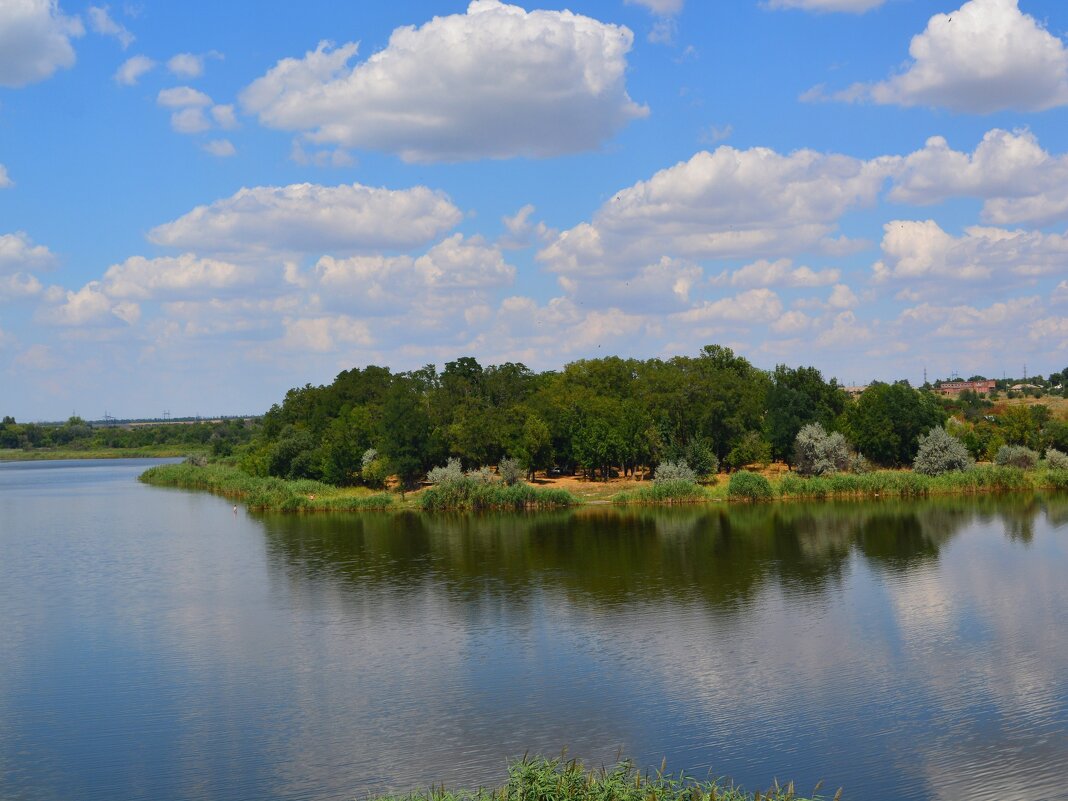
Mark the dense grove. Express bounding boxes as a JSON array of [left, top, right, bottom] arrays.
[[236, 347, 1068, 488], [0, 416, 255, 455]]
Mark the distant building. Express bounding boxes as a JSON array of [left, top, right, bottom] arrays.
[[1010, 383, 1041, 392], [843, 385, 869, 398], [935, 380, 996, 396]]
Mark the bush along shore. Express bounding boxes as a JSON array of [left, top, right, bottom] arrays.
[[370, 757, 833, 801], [139, 461, 577, 513]]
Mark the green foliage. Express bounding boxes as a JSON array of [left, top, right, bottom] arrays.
[[995, 444, 1039, 469], [845, 382, 946, 467], [614, 480, 707, 505], [498, 457, 523, 486], [654, 459, 697, 483], [913, 426, 974, 476], [765, 364, 846, 463], [139, 462, 393, 512], [728, 470, 773, 501], [369, 756, 820, 801], [725, 430, 772, 470], [793, 423, 853, 477], [1045, 448, 1068, 471], [419, 478, 575, 511]]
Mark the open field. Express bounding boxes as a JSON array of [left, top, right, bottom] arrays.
[[0, 447, 205, 461]]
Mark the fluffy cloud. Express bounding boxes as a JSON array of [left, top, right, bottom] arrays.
[[202, 139, 236, 158], [87, 5, 132, 48], [0, 0, 84, 88], [314, 234, 515, 315], [240, 1, 647, 162], [101, 254, 256, 300], [0, 232, 58, 273], [873, 220, 1068, 282], [167, 52, 204, 78], [892, 129, 1068, 226], [672, 288, 784, 324], [717, 258, 840, 288], [0, 272, 43, 301], [148, 182, 463, 255], [281, 315, 373, 352], [765, 0, 884, 11], [38, 282, 140, 326], [114, 54, 155, 85], [899, 296, 1041, 338], [539, 145, 896, 273], [0, 165, 12, 188], [157, 87, 235, 135], [866, 0, 1068, 112]]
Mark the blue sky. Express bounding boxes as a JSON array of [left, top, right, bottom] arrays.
[[2, 0, 1068, 420]]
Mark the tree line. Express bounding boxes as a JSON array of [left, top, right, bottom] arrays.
[[236, 346, 1068, 488], [0, 416, 255, 455]]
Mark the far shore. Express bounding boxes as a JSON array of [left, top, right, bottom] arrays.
[[137, 460, 1068, 514], [0, 448, 198, 462]]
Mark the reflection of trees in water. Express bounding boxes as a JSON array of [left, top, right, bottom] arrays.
[[1044, 495, 1068, 528], [257, 497, 1042, 611]]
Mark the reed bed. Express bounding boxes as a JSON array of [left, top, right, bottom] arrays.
[[370, 756, 830, 801], [139, 462, 394, 512], [419, 479, 576, 512], [775, 466, 1038, 500], [613, 479, 710, 505]]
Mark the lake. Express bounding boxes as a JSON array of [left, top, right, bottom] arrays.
[[1, 459, 1066, 801]]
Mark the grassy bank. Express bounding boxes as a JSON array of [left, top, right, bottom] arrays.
[[419, 479, 576, 511], [139, 462, 395, 512], [139, 461, 1068, 514], [1, 447, 203, 461], [373, 757, 828, 801], [610, 466, 1068, 505]]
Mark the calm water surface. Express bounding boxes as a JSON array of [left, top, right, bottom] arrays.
[[1, 459, 1066, 801]]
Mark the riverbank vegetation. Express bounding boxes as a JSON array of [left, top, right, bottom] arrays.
[[369, 756, 828, 801], [0, 415, 256, 459], [126, 345, 1068, 512], [139, 462, 394, 511]]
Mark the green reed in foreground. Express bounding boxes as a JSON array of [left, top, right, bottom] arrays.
[[613, 479, 711, 505], [369, 757, 833, 801]]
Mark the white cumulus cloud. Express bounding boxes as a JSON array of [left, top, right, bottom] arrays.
[[719, 258, 841, 288], [240, 0, 648, 162], [624, 0, 684, 14], [202, 139, 236, 158], [0, 165, 12, 188], [873, 220, 1068, 283], [0, 0, 84, 88], [863, 0, 1068, 112], [102, 254, 255, 300], [0, 232, 58, 273], [114, 54, 155, 85], [539, 145, 897, 274], [148, 182, 463, 255], [892, 129, 1068, 226], [167, 52, 204, 78], [87, 5, 132, 49]]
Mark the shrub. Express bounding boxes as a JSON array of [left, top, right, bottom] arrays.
[[725, 431, 772, 470], [360, 448, 389, 489], [426, 457, 464, 485], [1045, 448, 1068, 471], [995, 444, 1039, 469], [850, 453, 873, 474], [498, 457, 523, 486], [684, 439, 719, 479], [793, 423, 853, 476], [728, 470, 773, 501], [913, 426, 974, 476], [466, 466, 494, 484], [654, 459, 697, 484], [615, 480, 707, 505]]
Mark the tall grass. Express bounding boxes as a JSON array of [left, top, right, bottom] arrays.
[[419, 477, 576, 511], [776, 466, 1033, 499], [370, 756, 829, 801], [139, 462, 394, 512], [614, 479, 709, 505]]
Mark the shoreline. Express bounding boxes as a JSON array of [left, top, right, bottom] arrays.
[[1, 448, 201, 462], [137, 461, 1068, 513]]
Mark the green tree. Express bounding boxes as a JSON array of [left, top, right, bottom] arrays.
[[845, 382, 945, 467], [765, 365, 846, 463], [378, 379, 431, 488]]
